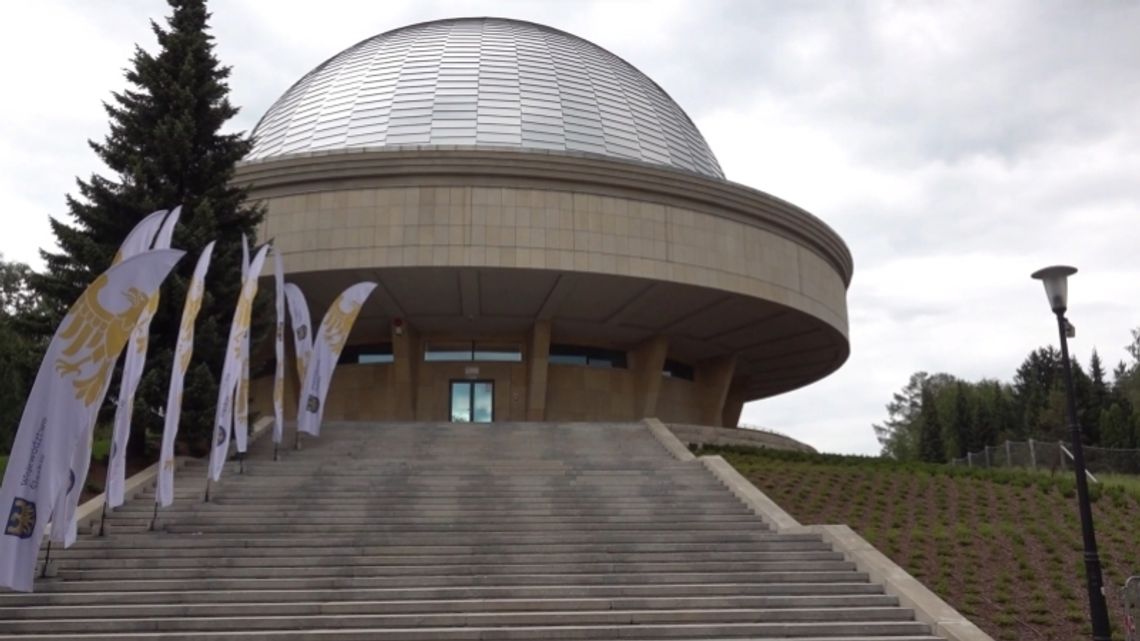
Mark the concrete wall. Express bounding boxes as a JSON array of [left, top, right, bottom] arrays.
[[251, 346, 729, 422], [544, 364, 637, 422], [669, 423, 817, 453], [655, 377, 704, 425], [255, 183, 848, 337]]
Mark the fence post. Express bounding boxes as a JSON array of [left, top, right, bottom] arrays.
[[1029, 438, 1036, 470], [1006, 440, 1012, 466], [1058, 441, 1065, 471], [967, 452, 973, 467], [984, 446, 991, 468]]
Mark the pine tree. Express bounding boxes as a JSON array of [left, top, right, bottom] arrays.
[[951, 382, 972, 458], [918, 385, 946, 463], [1084, 350, 1109, 444], [872, 371, 928, 460], [31, 0, 261, 456]]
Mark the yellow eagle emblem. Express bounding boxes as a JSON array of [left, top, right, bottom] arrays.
[[54, 274, 151, 406], [323, 298, 364, 356], [177, 282, 204, 374], [5, 497, 36, 539]]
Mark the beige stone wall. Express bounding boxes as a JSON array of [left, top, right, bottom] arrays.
[[655, 377, 704, 425], [253, 357, 745, 425], [257, 183, 848, 337], [544, 364, 637, 422]]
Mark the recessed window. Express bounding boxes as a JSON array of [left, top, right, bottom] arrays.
[[549, 344, 627, 369], [662, 359, 694, 381], [339, 343, 394, 365], [425, 342, 523, 363]]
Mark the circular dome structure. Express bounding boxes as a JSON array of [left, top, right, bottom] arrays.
[[249, 17, 724, 178], [242, 17, 852, 429]]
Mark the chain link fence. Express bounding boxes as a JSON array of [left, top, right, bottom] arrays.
[[950, 440, 1140, 476]]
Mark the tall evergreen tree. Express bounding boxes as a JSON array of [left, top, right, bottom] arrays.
[[31, 0, 261, 456], [1085, 349, 1109, 444], [918, 385, 946, 463], [951, 382, 972, 458], [873, 371, 928, 460]]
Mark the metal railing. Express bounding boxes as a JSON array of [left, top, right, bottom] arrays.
[[950, 439, 1140, 478]]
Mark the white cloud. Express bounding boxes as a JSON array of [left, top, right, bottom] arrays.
[[2, 1, 1139, 454]]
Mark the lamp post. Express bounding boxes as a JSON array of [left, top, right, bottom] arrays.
[[1031, 265, 1112, 640]]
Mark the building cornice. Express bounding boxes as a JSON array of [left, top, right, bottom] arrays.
[[235, 146, 854, 287]]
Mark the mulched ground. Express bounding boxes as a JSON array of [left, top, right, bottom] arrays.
[[713, 447, 1140, 641]]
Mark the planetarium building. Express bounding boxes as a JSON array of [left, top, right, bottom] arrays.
[[245, 17, 852, 427]]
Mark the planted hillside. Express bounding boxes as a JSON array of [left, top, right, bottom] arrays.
[[705, 444, 1140, 641]]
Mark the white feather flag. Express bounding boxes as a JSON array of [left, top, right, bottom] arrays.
[[272, 250, 285, 445], [297, 282, 377, 437], [51, 209, 170, 546], [155, 241, 215, 507], [0, 249, 185, 591], [107, 207, 182, 508], [208, 245, 269, 481]]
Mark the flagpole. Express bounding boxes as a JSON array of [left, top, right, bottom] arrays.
[[97, 500, 108, 537], [40, 540, 52, 578], [203, 477, 211, 503], [148, 501, 159, 531]]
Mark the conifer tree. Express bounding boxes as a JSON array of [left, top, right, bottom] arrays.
[[951, 382, 971, 458], [918, 385, 946, 463], [32, 0, 261, 456]]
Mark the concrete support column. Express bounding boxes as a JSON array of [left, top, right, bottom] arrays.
[[391, 323, 418, 420], [697, 354, 737, 427], [526, 320, 551, 420], [631, 335, 669, 419], [722, 383, 748, 428]]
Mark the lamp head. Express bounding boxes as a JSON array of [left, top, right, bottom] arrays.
[[1031, 265, 1077, 313]]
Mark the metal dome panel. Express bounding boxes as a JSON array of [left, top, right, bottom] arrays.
[[248, 18, 724, 179]]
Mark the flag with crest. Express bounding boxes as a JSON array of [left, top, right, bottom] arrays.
[[0, 249, 185, 591], [155, 241, 215, 507], [107, 207, 182, 508], [283, 283, 312, 391], [234, 236, 251, 454], [50, 209, 171, 546], [208, 245, 269, 481], [297, 282, 376, 437], [272, 250, 285, 444]]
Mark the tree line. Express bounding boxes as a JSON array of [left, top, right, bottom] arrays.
[[0, 0, 260, 461], [874, 331, 1140, 462]]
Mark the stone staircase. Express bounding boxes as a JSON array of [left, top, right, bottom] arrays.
[[0, 422, 943, 639]]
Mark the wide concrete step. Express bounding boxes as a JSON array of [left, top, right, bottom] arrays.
[[0, 582, 889, 605], [19, 570, 874, 591], [103, 515, 763, 528], [2, 606, 923, 633], [48, 537, 825, 555], [53, 560, 859, 581], [0, 594, 902, 618], [55, 550, 844, 569], [0, 621, 936, 639], [131, 527, 779, 540]]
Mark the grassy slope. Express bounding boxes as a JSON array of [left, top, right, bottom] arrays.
[[706, 445, 1139, 641]]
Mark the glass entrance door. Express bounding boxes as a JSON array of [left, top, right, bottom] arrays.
[[450, 380, 493, 423]]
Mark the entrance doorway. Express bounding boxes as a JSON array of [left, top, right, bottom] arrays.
[[450, 380, 494, 423]]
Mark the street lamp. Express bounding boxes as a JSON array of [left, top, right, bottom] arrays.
[[1031, 265, 1112, 640]]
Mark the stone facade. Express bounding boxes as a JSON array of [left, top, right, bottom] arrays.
[[240, 148, 851, 426]]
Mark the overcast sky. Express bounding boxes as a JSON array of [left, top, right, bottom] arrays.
[[3, 1, 1139, 454]]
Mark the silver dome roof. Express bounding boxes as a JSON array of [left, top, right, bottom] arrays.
[[248, 18, 724, 179]]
